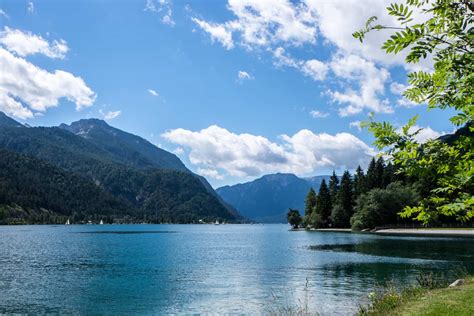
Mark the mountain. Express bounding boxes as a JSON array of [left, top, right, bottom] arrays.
[[0, 113, 240, 224], [217, 173, 331, 223], [59, 119, 188, 171], [59, 118, 241, 219], [0, 112, 24, 128], [0, 149, 132, 224]]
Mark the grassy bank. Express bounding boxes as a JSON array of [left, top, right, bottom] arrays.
[[360, 277, 474, 316]]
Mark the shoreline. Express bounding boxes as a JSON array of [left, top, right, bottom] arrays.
[[292, 227, 474, 237]]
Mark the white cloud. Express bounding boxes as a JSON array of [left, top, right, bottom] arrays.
[[0, 47, 96, 119], [0, 27, 68, 59], [390, 82, 421, 108], [27, 1, 34, 13], [310, 110, 329, 118], [148, 89, 159, 96], [237, 70, 253, 83], [273, 47, 327, 81], [329, 54, 392, 116], [0, 9, 9, 19], [349, 121, 362, 131], [192, 18, 234, 49], [100, 109, 121, 120], [144, 0, 175, 26], [197, 167, 224, 180], [162, 125, 375, 178], [398, 125, 445, 143], [193, 0, 317, 50], [191, 0, 434, 116]]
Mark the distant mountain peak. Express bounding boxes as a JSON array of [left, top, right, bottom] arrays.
[[0, 111, 25, 128]]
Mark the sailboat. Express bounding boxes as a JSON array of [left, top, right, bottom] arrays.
[[65, 218, 70, 225], [214, 220, 220, 225], [99, 220, 104, 225]]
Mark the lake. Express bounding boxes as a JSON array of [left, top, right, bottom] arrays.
[[1, 224, 473, 315]]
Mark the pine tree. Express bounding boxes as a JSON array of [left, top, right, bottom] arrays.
[[366, 158, 377, 190], [382, 161, 395, 188], [331, 170, 354, 228], [328, 171, 339, 205], [375, 157, 385, 188], [304, 188, 317, 222], [353, 165, 366, 198], [314, 179, 331, 227]]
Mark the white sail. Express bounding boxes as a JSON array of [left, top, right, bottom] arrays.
[[65, 219, 70, 225], [100, 220, 104, 225]]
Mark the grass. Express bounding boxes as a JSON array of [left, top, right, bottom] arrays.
[[359, 276, 474, 316]]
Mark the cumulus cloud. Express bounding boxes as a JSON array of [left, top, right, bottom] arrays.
[[192, 0, 317, 50], [329, 54, 392, 116], [197, 167, 224, 180], [144, 0, 175, 26], [148, 89, 159, 96], [310, 110, 329, 118], [390, 82, 421, 108], [100, 109, 121, 120], [191, 0, 433, 116], [398, 125, 445, 143], [162, 125, 375, 178], [0, 27, 68, 59], [0, 47, 96, 119], [349, 121, 362, 131], [192, 18, 234, 49], [273, 47, 328, 81]]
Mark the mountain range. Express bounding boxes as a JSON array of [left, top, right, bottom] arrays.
[[0, 112, 241, 224], [216, 173, 331, 223]]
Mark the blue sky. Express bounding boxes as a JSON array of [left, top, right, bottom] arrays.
[[0, 0, 455, 187]]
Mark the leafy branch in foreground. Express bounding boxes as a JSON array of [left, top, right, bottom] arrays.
[[355, 0, 473, 224]]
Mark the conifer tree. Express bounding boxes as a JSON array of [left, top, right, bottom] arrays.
[[328, 171, 339, 205], [314, 179, 331, 227], [365, 158, 377, 190], [353, 165, 366, 198], [304, 188, 317, 226]]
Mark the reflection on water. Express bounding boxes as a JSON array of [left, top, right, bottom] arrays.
[[0, 224, 472, 315]]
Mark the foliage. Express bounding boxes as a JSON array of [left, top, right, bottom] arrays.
[[354, 0, 474, 224], [328, 171, 340, 205], [287, 209, 303, 229], [309, 179, 332, 228], [350, 182, 420, 231], [303, 188, 317, 226], [331, 171, 354, 227]]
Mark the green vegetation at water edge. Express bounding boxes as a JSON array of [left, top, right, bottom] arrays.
[[359, 277, 474, 316]]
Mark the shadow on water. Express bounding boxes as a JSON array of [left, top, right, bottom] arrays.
[[308, 237, 474, 262]]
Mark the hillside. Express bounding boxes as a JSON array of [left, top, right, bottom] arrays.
[[217, 173, 331, 223], [0, 113, 240, 223]]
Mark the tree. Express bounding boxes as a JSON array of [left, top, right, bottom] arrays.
[[354, 165, 367, 198], [350, 182, 420, 231], [375, 157, 385, 188], [304, 188, 317, 217], [310, 179, 332, 228], [354, 0, 474, 224], [328, 171, 340, 205], [365, 158, 378, 191], [332, 170, 355, 228], [287, 209, 302, 229]]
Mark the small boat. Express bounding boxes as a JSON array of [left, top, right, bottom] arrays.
[[214, 220, 220, 225], [99, 220, 104, 225], [65, 218, 70, 225]]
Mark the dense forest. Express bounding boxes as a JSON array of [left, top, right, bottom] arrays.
[[292, 139, 473, 231], [0, 114, 240, 224]]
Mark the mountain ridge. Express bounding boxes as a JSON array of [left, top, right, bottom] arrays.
[[217, 173, 331, 223]]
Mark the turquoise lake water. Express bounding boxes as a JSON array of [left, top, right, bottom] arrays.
[[1, 224, 473, 315]]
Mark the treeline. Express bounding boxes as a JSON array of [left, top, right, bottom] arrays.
[[299, 157, 421, 230]]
